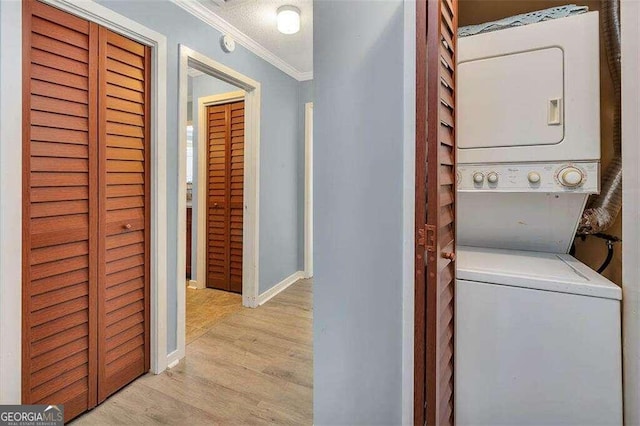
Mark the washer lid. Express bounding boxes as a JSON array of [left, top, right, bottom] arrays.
[[457, 246, 622, 300]]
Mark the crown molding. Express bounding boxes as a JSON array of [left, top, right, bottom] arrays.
[[171, 0, 313, 82], [298, 71, 313, 81]]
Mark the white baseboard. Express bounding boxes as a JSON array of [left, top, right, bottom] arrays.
[[257, 270, 305, 306], [165, 348, 184, 372], [187, 279, 203, 289]]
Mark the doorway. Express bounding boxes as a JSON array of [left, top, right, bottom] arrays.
[[414, 1, 629, 425], [175, 45, 261, 363], [183, 73, 247, 342]]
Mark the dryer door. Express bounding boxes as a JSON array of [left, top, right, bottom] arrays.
[[458, 47, 564, 149]]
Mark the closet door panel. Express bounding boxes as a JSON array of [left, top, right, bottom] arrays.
[[206, 101, 244, 292], [22, 1, 98, 421], [97, 27, 150, 403], [415, 0, 458, 424], [207, 104, 230, 289], [229, 101, 244, 292]]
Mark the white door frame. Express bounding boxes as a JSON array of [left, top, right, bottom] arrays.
[[177, 45, 261, 363], [304, 102, 314, 278], [191, 90, 245, 290], [0, 0, 168, 404], [622, 1, 640, 423]]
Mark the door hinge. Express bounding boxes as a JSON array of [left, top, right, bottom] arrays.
[[418, 224, 437, 252]]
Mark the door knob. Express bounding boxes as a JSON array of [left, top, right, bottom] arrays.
[[123, 223, 132, 230], [214, 203, 219, 208]]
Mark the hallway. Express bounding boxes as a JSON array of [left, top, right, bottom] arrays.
[[73, 279, 313, 425]]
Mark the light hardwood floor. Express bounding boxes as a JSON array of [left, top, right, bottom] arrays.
[[185, 285, 243, 344], [73, 279, 313, 425]]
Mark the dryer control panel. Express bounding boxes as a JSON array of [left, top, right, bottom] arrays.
[[457, 161, 599, 193]]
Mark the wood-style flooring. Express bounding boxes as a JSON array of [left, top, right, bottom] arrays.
[[72, 279, 313, 425], [186, 285, 243, 344]]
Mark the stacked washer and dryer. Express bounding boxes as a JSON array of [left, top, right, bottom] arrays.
[[455, 11, 623, 425]]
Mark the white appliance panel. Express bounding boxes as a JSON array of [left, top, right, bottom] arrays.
[[457, 161, 599, 193], [459, 47, 564, 149], [457, 12, 600, 164], [456, 277, 622, 426], [457, 192, 588, 253], [457, 246, 622, 299]]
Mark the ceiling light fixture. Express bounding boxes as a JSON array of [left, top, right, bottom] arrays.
[[277, 5, 300, 35]]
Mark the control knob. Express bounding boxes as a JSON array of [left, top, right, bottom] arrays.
[[558, 166, 584, 187], [487, 172, 498, 184], [472, 172, 484, 184], [527, 172, 541, 184]]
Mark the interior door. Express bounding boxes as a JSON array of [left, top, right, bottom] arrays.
[[97, 26, 151, 402], [23, 1, 150, 418], [206, 101, 244, 293], [415, 0, 458, 425], [22, 1, 98, 420]]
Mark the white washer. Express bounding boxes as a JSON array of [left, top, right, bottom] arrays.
[[456, 246, 622, 426]]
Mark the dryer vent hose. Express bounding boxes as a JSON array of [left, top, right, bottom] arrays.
[[578, 0, 622, 235]]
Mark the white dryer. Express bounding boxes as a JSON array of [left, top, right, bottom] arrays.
[[457, 12, 600, 164], [455, 246, 622, 425], [456, 12, 601, 253]]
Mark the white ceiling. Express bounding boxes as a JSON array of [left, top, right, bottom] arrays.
[[198, 0, 313, 76]]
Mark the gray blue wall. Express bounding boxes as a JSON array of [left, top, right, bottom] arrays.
[[96, 0, 306, 354], [314, 0, 406, 424]]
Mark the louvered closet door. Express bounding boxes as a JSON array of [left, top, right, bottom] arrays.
[[229, 102, 244, 291], [23, 2, 150, 418], [206, 101, 244, 293], [97, 27, 150, 402], [415, 0, 458, 425], [22, 1, 98, 421]]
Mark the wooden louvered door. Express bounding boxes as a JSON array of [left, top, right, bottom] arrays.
[[415, 0, 458, 425], [22, 1, 98, 421], [97, 27, 150, 402], [206, 101, 244, 293], [23, 1, 150, 420]]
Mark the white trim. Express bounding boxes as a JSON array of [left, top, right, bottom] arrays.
[[304, 102, 314, 278], [402, 0, 416, 424], [166, 350, 182, 370], [187, 68, 205, 78], [199, 91, 245, 104], [195, 90, 245, 292], [0, 0, 23, 405], [171, 0, 312, 82], [298, 71, 314, 82], [258, 271, 305, 306], [622, 2, 640, 424], [187, 280, 200, 290], [0, 0, 168, 403], [178, 45, 262, 365]]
